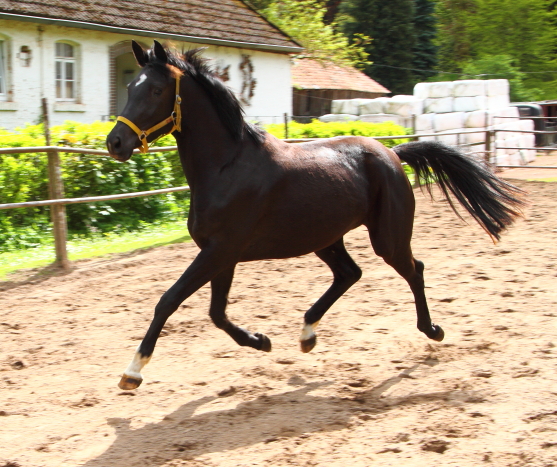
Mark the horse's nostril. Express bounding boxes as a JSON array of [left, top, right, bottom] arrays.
[[113, 136, 121, 149]]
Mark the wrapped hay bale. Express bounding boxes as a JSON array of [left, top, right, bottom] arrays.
[[453, 96, 487, 112], [464, 129, 487, 145], [486, 79, 510, 97], [359, 97, 390, 115], [519, 119, 535, 132], [453, 80, 487, 97], [424, 97, 454, 114], [413, 82, 431, 100], [318, 114, 359, 122], [415, 113, 435, 132], [429, 81, 454, 98], [384, 95, 424, 117], [436, 132, 459, 145], [331, 99, 366, 115], [464, 110, 491, 128], [433, 112, 465, 132], [358, 113, 404, 126], [487, 95, 511, 111]]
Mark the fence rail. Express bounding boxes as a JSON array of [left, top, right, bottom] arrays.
[[1, 126, 556, 269]]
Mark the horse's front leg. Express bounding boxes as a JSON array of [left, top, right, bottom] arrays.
[[118, 246, 236, 390], [209, 266, 272, 351]]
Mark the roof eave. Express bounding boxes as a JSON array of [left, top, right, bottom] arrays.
[[0, 12, 304, 54]]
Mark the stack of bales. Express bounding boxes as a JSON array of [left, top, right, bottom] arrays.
[[326, 79, 536, 166]]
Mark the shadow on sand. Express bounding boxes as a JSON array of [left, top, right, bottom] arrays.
[[83, 362, 474, 467]]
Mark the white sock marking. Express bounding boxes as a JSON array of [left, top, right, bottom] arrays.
[[123, 345, 151, 379], [300, 321, 320, 341]]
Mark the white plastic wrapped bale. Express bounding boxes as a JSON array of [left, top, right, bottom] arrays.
[[487, 95, 511, 111], [463, 129, 487, 145], [359, 97, 390, 115], [436, 132, 459, 146], [429, 81, 455, 98], [494, 139, 507, 156], [331, 99, 366, 115], [413, 82, 431, 100], [507, 152, 524, 166], [424, 97, 454, 114], [486, 79, 510, 97], [494, 154, 510, 166], [415, 113, 435, 132], [433, 112, 465, 132], [453, 96, 487, 112], [417, 134, 437, 142], [468, 143, 486, 158], [520, 134, 536, 162], [498, 106, 520, 119], [318, 114, 359, 123], [453, 80, 487, 97], [358, 113, 403, 126], [384, 95, 424, 117], [504, 137, 520, 154], [465, 110, 490, 128], [519, 119, 535, 132]]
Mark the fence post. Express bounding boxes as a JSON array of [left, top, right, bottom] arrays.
[[42, 98, 70, 270], [284, 113, 289, 139]]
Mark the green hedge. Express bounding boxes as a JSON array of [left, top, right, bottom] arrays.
[[0, 121, 186, 252], [0, 119, 409, 253], [265, 119, 411, 147]]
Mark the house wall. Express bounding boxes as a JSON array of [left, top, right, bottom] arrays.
[[0, 18, 292, 130]]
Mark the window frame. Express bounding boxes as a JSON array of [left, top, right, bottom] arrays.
[[55, 41, 79, 102], [0, 39, 7, 101]]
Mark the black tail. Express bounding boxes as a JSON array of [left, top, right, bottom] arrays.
[[392, 141, 527, 241]]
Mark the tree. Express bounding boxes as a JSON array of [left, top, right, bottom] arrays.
[[259, 0, 370, 68], [412, 0, 438, 82], [340, 0, 417, 94], [434, 0, 557, 98], [461, 55, 542, 102]]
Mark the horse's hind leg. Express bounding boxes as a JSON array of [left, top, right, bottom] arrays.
[[300, 238, 362, 353], [209, 266, 272, 352], [368, 225, 444, 342]]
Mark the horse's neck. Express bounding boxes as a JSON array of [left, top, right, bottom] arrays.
[[174, 111, 241, 191]]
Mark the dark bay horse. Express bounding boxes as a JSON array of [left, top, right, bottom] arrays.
[[106, 41, 526, 390]]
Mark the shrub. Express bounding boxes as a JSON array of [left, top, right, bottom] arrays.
[[264, 120, 411, 147]]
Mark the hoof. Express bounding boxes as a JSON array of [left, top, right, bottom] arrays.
[[429, 325, 445, 342], [300, 334, 317, 353], [255, 333, 272, 352], [118, 374, 143, 390]]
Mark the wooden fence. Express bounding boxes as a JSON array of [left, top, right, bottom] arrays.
[[1, 127, 555, 269]]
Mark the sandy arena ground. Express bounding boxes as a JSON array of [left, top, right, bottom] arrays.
[[1, 165, 556, 466]]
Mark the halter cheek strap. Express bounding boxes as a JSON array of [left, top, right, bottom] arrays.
[[117, 76, 182, 154]]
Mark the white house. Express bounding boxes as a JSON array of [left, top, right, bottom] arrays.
[[0, 0, 302, 129]]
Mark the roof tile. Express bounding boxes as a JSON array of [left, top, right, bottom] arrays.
[[292, 58, 390, 94]]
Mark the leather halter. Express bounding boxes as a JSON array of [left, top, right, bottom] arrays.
[[117, 76, 182, 154]]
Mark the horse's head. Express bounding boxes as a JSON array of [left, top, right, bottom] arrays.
[[106, 41, 182, 162]]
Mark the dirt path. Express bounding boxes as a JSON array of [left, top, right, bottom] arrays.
[[1, 178, 556, 467]]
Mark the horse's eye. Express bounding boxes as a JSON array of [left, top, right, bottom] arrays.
[[154, 88, 163, 96]]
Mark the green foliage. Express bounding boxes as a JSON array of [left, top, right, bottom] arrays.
[[460, 55, 543, 102], [434, 0, 557, 99], [412, 0, 438, 82], [0, 121, 188, 253], [265, 120, 410, 146], [339, 0, 418, 94], [261, 0, 370, 68]]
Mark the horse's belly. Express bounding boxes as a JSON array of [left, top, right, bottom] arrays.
[[239, 200, 366, 261]]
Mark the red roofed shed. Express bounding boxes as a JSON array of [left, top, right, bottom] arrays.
[[292, 58, 390, 120]]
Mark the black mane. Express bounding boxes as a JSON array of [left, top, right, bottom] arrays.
[[146, 47, 265, 144]]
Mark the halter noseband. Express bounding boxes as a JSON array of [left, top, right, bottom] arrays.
[[116, 75, 182, 154]]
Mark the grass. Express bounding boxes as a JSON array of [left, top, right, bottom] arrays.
[[0, 220, 191, 280]]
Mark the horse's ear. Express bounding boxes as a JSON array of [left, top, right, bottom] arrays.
[[153, 40, 168, 63], [131, 40, 147, 67]]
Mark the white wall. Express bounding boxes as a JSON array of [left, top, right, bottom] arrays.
[[0, 18, 292, 130]]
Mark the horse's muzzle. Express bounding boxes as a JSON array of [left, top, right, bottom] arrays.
[[106, 132, 134, 162]]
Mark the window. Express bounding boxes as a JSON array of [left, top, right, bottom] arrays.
[[0, 40, 6, 100], [55, 42, 76, 100]]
